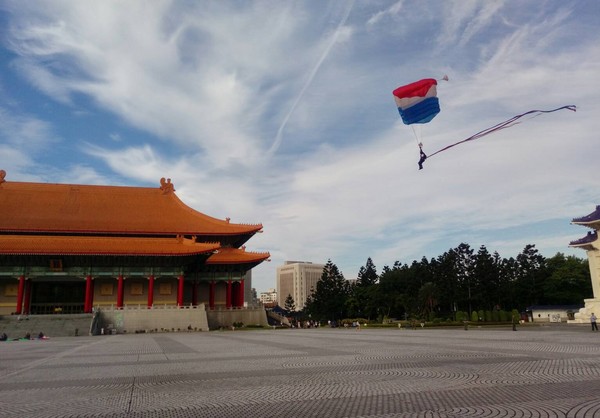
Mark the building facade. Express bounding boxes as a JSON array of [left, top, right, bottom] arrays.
[[0, 170, 269, 317], [568, 205, 600, 323], [276, 261, 325, 310], [259, 288, 277, 305]]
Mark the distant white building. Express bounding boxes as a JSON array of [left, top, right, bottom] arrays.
[[277, 261, 325, 310], [526, 305, 582, 323], [259, 288, 278, 305]]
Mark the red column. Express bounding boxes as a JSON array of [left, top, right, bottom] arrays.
[[192, 281, 198, 306], [117, 275, 124, 308], [147, 275, 155, 308], [89, 279, 95, 311], [238, 279, 245, 308], [84, 275, 93, 313], [15, 275, 25, 315], [177, 275, 184, 307], [226, 280, 232, 309], [209, 281, 215, 309], [23, 279, 32, 315]]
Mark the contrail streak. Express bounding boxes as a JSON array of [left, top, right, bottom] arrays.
[[267, 2, 354, 157]]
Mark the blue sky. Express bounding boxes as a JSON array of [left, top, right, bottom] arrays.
[[1, 1, 599, 293]]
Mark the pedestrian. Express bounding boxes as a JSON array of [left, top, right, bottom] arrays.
[[591, 313, 598, 331]]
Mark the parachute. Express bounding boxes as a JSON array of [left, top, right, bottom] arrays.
[[392, 77, 576, 169], [393, 76, 447, 169], [392, 78, 442, 125]]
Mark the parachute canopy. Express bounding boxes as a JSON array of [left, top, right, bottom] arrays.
[[393, 78, 440, 125]]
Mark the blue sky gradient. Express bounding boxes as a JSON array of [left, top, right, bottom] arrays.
[[1, 1, 598, 292]]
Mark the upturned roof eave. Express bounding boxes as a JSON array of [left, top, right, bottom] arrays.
[[206, 249, 271, 265]]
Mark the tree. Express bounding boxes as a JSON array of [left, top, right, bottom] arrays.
[[304, 259, 350, 322], [543, 253, 591, 304], [284, 294, 296, 312], [472, 245, 499, 310], [447, 243, 475, 314], [515, 244, 546, 308], [357, 257, 378, 287], [418, 282, 439, 319], [351, 258, 379, 319]]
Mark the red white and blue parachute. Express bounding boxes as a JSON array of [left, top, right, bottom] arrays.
[[392, 78, 441, 125]]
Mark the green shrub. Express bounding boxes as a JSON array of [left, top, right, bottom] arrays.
[[511, 309, 520, 322], [492, 310, 499, 322], [478, 310, 485, 322], [471, 311, 479, 322], [498, 310, 507, 322]]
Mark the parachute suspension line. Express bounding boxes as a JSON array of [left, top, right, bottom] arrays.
[[426, 105, 577, 159], [410, 125, 422, 147]]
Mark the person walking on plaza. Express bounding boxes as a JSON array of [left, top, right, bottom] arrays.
[[591, 313, 598, 331]]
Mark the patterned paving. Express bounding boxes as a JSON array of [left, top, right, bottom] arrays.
[[0, 325, 599, 417]]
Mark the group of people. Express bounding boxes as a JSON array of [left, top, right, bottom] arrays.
[[0, 331, 46, 341]]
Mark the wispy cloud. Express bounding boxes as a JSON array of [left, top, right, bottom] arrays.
[[268, 1, 354, 156]]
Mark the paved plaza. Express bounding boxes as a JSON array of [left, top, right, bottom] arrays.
[[0, 325, 599, 417]]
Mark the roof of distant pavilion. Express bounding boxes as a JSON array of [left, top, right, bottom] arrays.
[[0, 235, 221, 256], [571, 205, 600, 228], [206, 247, 270, 265], [568, 230, 597, 251], [0, 170, 263, 237]]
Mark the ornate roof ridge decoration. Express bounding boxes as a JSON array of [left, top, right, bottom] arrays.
[[571, 205, 600, 225], [0, 169, 6, 184], [160, 177, 175, 194]]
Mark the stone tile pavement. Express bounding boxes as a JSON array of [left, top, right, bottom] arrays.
[[0, 325, 599, 417]]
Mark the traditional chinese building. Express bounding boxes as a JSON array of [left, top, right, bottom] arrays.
[[568, 205, 600, 323], [0, 170, 269, 331]]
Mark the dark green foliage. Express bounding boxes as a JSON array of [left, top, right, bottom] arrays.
[[347, 258, 380, 319], [357, 257, 378, 287], [542, 253, 592, 304], [304, 259, 350, 322], [491, 310, 499, 322], [478, 310, 485, 322], [316, 245, 590, 325], [284, 294, 296, 312]]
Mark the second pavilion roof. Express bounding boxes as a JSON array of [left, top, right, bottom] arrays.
[[0, 235, 221, 257]]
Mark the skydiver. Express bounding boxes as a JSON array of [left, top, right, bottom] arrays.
[[418, 144, 427, 170]]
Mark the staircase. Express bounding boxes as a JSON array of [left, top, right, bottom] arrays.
[[266, 310, 290, 327]]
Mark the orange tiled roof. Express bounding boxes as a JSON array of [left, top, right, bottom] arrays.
[[0, 235, 221, 256], [0, 175, 262, 236], [206, 246, 270, 265]]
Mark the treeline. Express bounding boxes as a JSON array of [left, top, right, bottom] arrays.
[[301, 243, 591, 322]]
